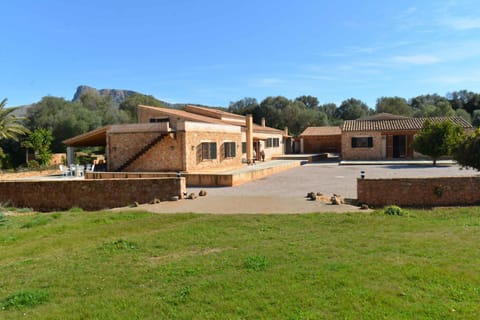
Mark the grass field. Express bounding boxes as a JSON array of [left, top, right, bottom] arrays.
[[0, 207, 479, 319]]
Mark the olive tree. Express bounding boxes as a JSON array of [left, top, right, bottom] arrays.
[[412, 120, 464, 165]]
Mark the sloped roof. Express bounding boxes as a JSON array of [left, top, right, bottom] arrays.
[[140, 105, 285, 135], [63, 126, 110, 147], [185, 105, 246, 121], [342, 116, 472, 132], [300, 126, 341, 136], [138, 105, 226, 125], [358, 113, 410, 120]]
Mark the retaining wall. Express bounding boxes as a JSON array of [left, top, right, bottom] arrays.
[[357, 176, 480, 207], [0, 177, 186, 211], [86, 160, 301, 187]]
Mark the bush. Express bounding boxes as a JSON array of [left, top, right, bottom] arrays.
[[21, 215, 52, 229], [0, 289, 49, 310], [0, 212, 7, 226], [383, 205, 408, 216]]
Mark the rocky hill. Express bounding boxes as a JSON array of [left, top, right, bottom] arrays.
[[72, 85, 139, 106]]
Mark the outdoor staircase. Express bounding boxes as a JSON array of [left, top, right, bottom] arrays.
[[115, 134, 168, 172]]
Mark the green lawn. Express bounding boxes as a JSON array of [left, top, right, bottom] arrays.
[[0, 208, 479, 319]]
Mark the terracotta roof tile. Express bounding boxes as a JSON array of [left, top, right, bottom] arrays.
[[342, 116, 472, 132], [300, 126, 341, 136]]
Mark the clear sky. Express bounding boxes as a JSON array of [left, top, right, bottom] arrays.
[[2, 0, 480, 108]]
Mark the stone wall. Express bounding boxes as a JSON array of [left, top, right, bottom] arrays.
[[0, 177, 186, 211], [183, 122, 243, 172], [341, 131, 383, 160], [357, 176, 480, 207], [125, 134, 184, 172], [108, 131, 168, 171]]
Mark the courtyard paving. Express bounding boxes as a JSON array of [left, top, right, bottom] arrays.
[[131, 161, 479, 214]]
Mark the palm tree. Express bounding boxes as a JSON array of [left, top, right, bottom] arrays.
[[0, 98, 30, 141], [0, 99, 30, 167]]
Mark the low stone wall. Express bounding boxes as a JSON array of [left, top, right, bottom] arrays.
[[0, 177, 186, 211], [357, 176, 480, 207], [86, 161, 301, 187]]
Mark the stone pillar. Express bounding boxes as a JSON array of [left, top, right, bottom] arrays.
[[67, 147, 75, 166], [246, 114, 253, 163]]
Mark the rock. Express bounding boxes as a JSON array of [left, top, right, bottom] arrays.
[[306, 192, 316, 201], [152, 198, 161, 204], [331, 194, 344, 205], [199, 190, 207, 197], [169, 196, 179, 201], [316, 192, 323, 196], [187, 193, 197, 200], [133, 201, 140, 207], [360, 203, 369, 210]]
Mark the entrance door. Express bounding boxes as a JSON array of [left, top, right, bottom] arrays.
[[393, 135, 406, 158]]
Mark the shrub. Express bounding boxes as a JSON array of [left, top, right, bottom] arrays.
[[0, 289, 49, 310], [0, 212, 7, 226], [21, 215, 52, 229], [383, 205, 408, 216]]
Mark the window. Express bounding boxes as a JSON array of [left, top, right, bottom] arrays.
[[351, 137, 373, 148], [266, 137, 280, 148], [242, 142, 247, 153], [149, 117, 169, 123], [224, 142, 236, 158], [201, 142, 217, 160], [273, 138, 280, 147], [266, 138, 273, 148]]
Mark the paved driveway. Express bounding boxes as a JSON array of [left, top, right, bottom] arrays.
[[130, 163, 478, 214]]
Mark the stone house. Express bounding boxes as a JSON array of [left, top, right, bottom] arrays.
[[340, 113, 472, 161], [63, 105, 286, 172]]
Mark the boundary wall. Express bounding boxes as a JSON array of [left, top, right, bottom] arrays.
[[357, 176, 480, 207], [0, 177, 186, 211]]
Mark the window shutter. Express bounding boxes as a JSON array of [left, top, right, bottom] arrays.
[[368, 137, 373, 148], [231, 143, 236, 157], [210, 142, 217, 159]]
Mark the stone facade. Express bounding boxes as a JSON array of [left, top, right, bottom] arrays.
[[357, 176, 480, 207], [341, 131, 383, 160], [183, 122, 243, 172]]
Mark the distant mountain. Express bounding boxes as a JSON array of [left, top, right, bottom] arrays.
[[72, 85, 140, 106], [9, 85, 216, 117]]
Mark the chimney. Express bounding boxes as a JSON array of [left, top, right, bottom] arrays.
[[246, 114, 254, 164], [261, 117, 266, 127], [284, 126, 289, 136]]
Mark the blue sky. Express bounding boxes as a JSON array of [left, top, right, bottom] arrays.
[[2, 0, 480, 108]]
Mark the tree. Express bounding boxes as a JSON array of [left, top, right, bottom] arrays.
[[430, 101, 455, 117], [0, 98, 30, 141], [0, 98, 30, 168], [228, 97, 259, 115], [119, 94, 164, 122], [295, 95, 319, 109], [22, 128, 53, 166], [335, 98, 370, 120], [376, 96, 413, 116], [412, 120, 465, 165], [456, 108, 472, 123], [453, 129, 480, 171]]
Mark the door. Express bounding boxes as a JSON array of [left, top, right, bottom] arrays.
[[393, 135, 406, 158]]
